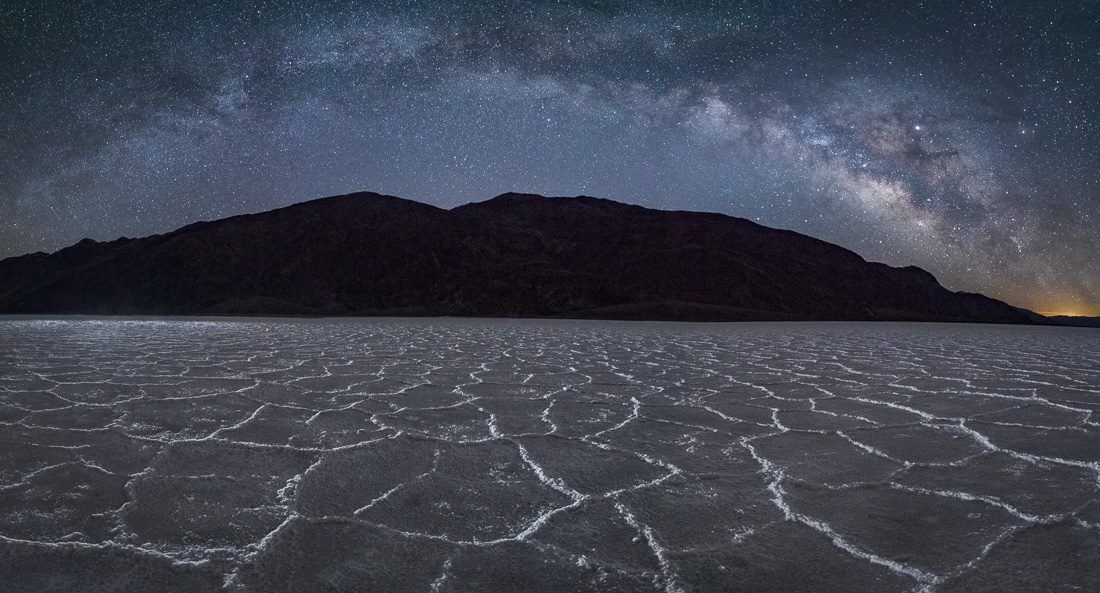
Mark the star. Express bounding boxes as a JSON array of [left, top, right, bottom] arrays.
[[0, 0, 1096, 315]]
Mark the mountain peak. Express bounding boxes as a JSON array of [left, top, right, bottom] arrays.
[[0, 190, 1037, 324], [489, 192, 547, 200], [471, 192, 553, 207]]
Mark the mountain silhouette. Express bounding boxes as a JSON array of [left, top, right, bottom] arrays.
[[0, 191, 1037, 323]]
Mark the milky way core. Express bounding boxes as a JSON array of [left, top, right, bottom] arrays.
[[2, 1, 1097, 314]]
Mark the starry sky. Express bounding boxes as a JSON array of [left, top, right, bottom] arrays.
[[2, 1, 1098, 315]]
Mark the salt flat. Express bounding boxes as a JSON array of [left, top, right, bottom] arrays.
[[0, 318, 1097, 592]]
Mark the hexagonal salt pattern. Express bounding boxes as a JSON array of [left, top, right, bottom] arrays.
[[0, 318, 1097, 592]]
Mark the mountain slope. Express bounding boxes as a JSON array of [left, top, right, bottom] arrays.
[[0, 191, 1037, 323]]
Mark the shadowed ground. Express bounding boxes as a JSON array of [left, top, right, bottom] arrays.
[[0, 318, 1097, 592]]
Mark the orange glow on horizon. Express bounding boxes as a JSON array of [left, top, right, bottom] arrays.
[[1015, 294, 1099, 318], [1033, 305, 1100, 318], [1010, 288, 1099, 317], [1038, 312, 1098, 318]]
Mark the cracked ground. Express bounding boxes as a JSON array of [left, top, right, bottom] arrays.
[[1, 318, 1098, 593]]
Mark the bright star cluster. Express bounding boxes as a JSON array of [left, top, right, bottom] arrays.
[[1, 1, 1097, 314]]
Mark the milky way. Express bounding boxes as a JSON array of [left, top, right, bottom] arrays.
[[2, 1, 1098, 314]]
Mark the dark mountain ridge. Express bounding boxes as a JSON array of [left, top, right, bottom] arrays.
[[0, 191, 1038, 323], [1049, 316, 1100, 328]]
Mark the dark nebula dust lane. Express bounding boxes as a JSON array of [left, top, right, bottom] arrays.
[[0, 318, 1098, 592], [1, 1, 1098, 315]]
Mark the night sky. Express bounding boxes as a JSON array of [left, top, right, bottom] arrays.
[[2, 1, 1098, 315]]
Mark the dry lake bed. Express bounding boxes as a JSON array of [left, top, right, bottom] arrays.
[[0, 318, 1098, 593]]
